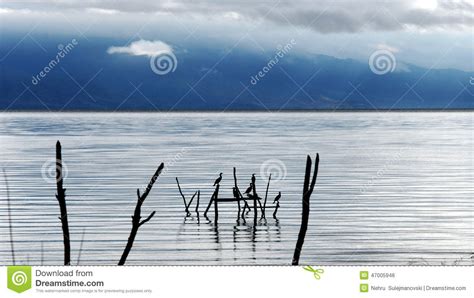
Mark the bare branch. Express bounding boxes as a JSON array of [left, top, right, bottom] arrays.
[[77, 228, 86, 265], [262, 173, 272, 218], [55, 141, 70, 266], [119, 163, 164, 265], [3, 169, 15, 265], [195, 190, 200, 214], [176, 177, 190, 215], [292, 154, 320, 265], [309, 154, 319, 194], [139, 211, 156, 227], [186, 191, 198, 210], [140, 163, 164, 201]]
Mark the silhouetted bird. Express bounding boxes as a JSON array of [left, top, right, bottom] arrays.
[[251, 173, 256, 184], [232, 187, 240, 198], [273, 192, 281, 204], [244, 183, 253, 195], [213, 173, 223, 186]]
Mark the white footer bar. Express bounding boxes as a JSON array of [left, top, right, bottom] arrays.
[[1, 266, 472, 297]]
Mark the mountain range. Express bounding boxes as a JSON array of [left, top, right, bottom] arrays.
[[1, 35, 472, 110]]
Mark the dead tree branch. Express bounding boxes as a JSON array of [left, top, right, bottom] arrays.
[[203, 192, 214, 218], [3, 169, 15, 265], [213, 184, 220, 223], [251, 175, 258, 224], [262, 174, 272, 218], [176, 177, 191, 216], [195, 190, 200, 215], [55, 141, 70, 266], [203, 184, 220, 222], [186, 191, 197, 212], [292, 154, 319, 265], [119, 162, 164, 265], [77, 227, 86, 265], [233, 167, 250, 221]]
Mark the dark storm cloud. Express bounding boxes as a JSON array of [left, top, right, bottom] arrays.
[[2, 0, 473, 33]]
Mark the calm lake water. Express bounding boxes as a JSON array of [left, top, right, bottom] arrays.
[[0, 112, 472, 265]]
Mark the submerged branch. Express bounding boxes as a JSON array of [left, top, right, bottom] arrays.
[[195, 190, 200, 215], [77, 227, 86, 265], [176, 177, 191, 216], [3, 169, 15, 265], [55, 141, 70, 266], [292, 154, 319, 266], [119, 162, 164, 265], [262, 174, 272, 218]]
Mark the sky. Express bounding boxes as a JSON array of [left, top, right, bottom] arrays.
[[1, 0, 473, 71], [0, 0, 472, 111]]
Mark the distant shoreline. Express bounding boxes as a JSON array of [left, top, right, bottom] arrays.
[[0, 109, 473, 113]]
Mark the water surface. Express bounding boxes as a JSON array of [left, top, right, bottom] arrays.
[[0, 112, 472, 265]]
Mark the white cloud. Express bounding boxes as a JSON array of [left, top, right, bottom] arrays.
[[107, 39, 173, 57], [86, 8, 120, 15], [375, 43, 400, 53], [412, 0, 439, 11], [0, 8, 12, 14], [0, 7, 33, 14], [223, 11, 242, 20]]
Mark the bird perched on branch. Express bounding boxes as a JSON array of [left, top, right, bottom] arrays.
[[273, 192, 281, 219], [213, 173, 223, 186], [273, 192, 281, 204], [244, 183, 253, 195], [251, 173, 256, 184]]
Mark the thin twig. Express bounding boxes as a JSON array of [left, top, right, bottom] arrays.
[[186, 191, 197, 211], [176, 177, 191, 215], [77, 228, 86, 265], [262, 174, 271, 218], [233, 167, 241, 221], [195, 190, 200, 215], [40, 241, 44, 265], [204, 192, 214, 217], [3, 169, 15, 265], [213, 184, 220, 223]]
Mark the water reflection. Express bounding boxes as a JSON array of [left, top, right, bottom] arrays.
[[175, 213, 283, 264]]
